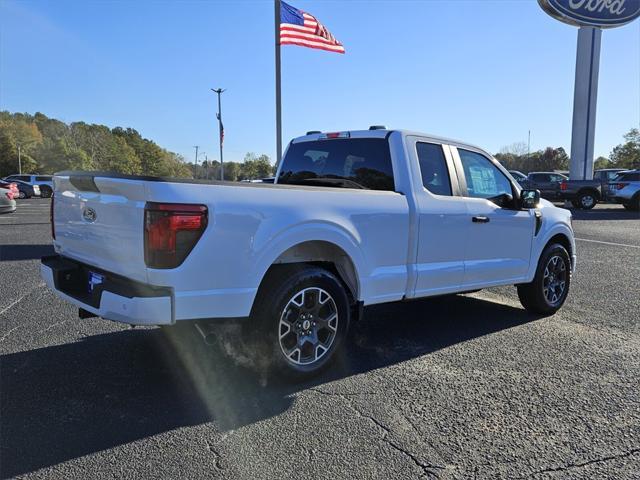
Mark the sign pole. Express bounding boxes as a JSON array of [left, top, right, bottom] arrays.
[[274, 0, 282, 166], [569, 26, 602, 180]]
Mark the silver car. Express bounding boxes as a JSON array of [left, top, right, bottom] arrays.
[[0, 187, 17, 213], [611, 170, 640, 211]]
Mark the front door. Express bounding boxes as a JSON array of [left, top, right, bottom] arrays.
[[453, 147, 535, 287]]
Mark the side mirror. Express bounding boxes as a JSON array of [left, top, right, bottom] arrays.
[[520, 189, 541, 209]]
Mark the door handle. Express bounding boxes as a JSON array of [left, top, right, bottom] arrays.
[[472, 216, 490, 223]]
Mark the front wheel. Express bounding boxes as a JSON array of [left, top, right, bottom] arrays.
[[40, 187, 52, 198], [18, 191, 26, 199], [623, 195, 640, 212], [247, 265, 351, 381], [517, 243, 571, 315]]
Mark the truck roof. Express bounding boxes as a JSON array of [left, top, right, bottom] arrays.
[[292, 129, 491, 157]]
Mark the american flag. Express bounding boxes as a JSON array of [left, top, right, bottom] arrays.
[[217, 113, 224, 146], [280, 1, 345, 54]]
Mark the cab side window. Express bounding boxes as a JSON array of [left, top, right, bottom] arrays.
[[416, 142, 452, 196], [458, 149, 512, 200]]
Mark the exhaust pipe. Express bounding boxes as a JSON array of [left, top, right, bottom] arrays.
[[194, 321, 217, 346]]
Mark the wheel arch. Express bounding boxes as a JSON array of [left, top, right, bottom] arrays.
[[577, 187, 601, 200], [546, 233, 573, 258], [256, 240, 360, 305]]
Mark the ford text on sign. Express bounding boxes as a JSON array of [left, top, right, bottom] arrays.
[[538, 0, 640, 27]]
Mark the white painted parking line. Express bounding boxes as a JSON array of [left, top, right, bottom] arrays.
[[576, 238, 640, 249]]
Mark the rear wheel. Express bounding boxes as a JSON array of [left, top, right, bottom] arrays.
[[517, 243, 571, 315], [18, 191, 26, 199], [577, 191, 597, 210], [625, 195, 640, 212], [247, 265, 350, 381], [40, 187, 52, 198]]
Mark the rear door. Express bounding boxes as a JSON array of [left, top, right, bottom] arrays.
[[452, 147, 534, 287], [53, 174, 149, 282], [406, 138, 468, 297]]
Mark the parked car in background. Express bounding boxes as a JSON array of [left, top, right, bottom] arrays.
[[12, 180, 41, 199], [42, 128, 576, 379], [0, 180, 19, 199], [558, 168, 627, 210], [0, 187, 17, 213], [3, 174, 53, 198], [508, 170, 527, 184], [521, 172, 568, 200], [611, 170, 640, 211]]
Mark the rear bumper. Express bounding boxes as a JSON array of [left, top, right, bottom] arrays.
[[0, 205, 16, 213], [41, 255, 173, 326]]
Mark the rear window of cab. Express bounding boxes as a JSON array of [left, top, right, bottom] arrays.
[[278, 138, 395, 191]]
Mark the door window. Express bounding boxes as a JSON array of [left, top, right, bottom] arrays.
[[458, 149, 513, 200], [416, 143, 452, 196]]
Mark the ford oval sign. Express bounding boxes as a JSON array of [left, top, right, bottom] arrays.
[[539, 0, 640, 28], [82, 207, 97, 223]]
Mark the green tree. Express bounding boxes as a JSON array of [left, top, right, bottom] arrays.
[[0, 110, 207, 178], [593, 156, 611, 170], [610, 128, 640, 169]]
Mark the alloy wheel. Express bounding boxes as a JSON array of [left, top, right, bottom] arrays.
[[543, 255, 567, 306], [581, 195, 595, 208], [278, 287, 338, 366]]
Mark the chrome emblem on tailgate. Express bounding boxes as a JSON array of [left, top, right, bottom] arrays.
[[82, 207, 97, 223]]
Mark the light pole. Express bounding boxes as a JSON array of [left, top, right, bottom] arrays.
[[211, 88, 225, 181], [193, 145, 200, 178], [17, 144, 22, 174]]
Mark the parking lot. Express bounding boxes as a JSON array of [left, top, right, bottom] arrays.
[[1, 198, 639, 479]]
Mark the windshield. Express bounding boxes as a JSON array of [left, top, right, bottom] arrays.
[[278, 138, 395, 191]]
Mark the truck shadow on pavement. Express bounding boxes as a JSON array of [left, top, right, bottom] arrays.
[[1, 294, 538, 478], [0, 244, 54, 261]]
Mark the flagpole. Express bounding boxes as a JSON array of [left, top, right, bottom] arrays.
[[274, 0, 282, 165], [211, 88, 225, 181]]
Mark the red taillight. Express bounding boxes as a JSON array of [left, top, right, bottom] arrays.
[[144, 203, 208, 269], [50, 193, 55, 239], [617, 183, 628, 190], [560, 181, 568, 191], [5, 191, 13, 200]]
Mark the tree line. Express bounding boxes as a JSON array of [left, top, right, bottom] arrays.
[[1, 111, 637, 179], [495, 128, 640, 173], [0, 111, 275, 180]]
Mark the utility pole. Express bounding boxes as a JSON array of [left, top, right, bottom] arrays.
[[193, 145, 200, 178], [17, 144, 22, 174], [528, 130, 531, 162], [211, 88, 225, 181]]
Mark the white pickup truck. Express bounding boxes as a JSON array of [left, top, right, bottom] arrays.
[[42, 128, 576, 379]]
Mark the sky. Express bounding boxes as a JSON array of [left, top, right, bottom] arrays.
[[1, 0, 639, 164]]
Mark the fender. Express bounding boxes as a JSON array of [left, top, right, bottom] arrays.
[[525, 222, 576, 281], [251, 220, 368, 301]]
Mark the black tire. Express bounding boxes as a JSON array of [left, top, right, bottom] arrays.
[[18, 191, 26, 199], [40, 187, 52, 198], [626, 195, 640, 212], [246, 264, 351, 381], [517, 243, 571, 315], [577, 191, 597, 210]]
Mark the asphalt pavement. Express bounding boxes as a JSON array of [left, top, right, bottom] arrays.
[[1, 199, 639, 479]]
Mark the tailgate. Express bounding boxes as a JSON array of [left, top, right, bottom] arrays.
[[53, 174, 149, 283]]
